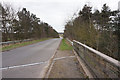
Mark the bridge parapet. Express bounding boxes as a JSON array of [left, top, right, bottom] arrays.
[[73, 40, 120, 78]]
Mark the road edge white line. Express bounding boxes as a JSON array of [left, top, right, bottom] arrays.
[[40, 39, 62, 78]]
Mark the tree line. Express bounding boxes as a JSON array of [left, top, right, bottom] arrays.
[[0, 3, 59, 42], [64, 4, 120, 60]]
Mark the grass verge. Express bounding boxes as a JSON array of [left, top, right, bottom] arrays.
[[2, 38, 51, 52], [59, 38, 72, 50]]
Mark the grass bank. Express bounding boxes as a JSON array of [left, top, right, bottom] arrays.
[[2, 38, 51, 52], [59, 38, 72, 50]]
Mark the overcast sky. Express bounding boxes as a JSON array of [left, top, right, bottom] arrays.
[[1, 0, 120, 32]]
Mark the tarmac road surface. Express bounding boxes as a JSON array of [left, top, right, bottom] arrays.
[[2, 38, 61, 78]]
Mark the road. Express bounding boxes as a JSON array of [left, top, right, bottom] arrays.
[[2, 38, 61, 78]]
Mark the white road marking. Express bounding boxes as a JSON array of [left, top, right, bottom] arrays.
[[1, 56, 75, 71], [0, 61, 48, 70], [53, 56, 75, 61]]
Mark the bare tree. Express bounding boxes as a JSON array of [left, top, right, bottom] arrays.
[[2, 3, 17, 41]]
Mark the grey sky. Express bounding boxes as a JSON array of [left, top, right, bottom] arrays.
[[1, 0, 120, 32]]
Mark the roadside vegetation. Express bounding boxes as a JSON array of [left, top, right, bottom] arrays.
[[64, 4, 119, 60], [0, 3, 59, 52], [2, 38, 50, 51], [59, 39, 72, 51], [0, 3, 59, 42]]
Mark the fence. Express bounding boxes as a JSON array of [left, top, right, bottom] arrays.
[[0, 39, 32, 46], [68, 39, 120, 78]]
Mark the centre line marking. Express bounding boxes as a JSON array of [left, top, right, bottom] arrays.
[[0, 61, 48, 70], [1, 56, 75, 70]]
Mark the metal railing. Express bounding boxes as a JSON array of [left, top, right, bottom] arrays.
[[0, 39, 32, 46], [67, 38, 120, 78]]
